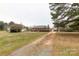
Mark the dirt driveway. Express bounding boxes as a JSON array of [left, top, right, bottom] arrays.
[[10, 32, 53, 56]]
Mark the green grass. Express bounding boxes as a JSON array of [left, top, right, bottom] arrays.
[[0, 31, 47, 55]]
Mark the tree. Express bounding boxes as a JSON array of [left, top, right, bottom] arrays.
[[67, 17, 79, 32], [4, 23, 8, 30], [49, 3, 70, 31], [0, 21, 5, 30], [49, 3, 79, 32]]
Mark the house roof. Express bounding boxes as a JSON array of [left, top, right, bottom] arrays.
[[31, 25, 49, 29]]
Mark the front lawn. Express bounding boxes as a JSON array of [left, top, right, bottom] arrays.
[[0, 31, 47, 55]]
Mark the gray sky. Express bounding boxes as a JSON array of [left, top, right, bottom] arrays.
[[0, 3, 53, 27]]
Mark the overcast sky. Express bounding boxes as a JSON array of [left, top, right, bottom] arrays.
[[0, 3, 53, 27]]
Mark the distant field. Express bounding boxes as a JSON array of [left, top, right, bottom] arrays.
[[0, 31, 47, 56], [53, 32, 79, 56]]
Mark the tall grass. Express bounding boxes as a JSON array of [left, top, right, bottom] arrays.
[[53, 32, 79, 56]]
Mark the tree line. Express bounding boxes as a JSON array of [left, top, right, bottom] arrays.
[[0, 21, 26, 32], [0, 21, 51, 32]]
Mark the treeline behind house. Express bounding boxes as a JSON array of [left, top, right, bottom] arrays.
[[0, 21, 51, 32], [0, 21, 27, 32]]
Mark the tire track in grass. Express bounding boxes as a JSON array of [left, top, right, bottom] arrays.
[[10, 32, 53, 56]]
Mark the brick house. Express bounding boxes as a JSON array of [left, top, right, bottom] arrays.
[[30, 25, 50, 32]]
